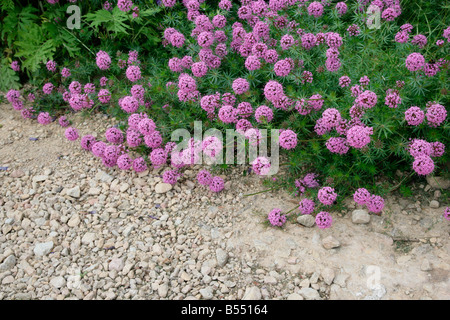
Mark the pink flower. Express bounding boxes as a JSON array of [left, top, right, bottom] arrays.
[[299, 199, 315, 215], [353, 188, 371, 205], [210, 176, 225, 193], [405, 106, 425, 126], [254, 105, 273, 123], [318, 187, 337, 206], [346, 125, 373, 149], [367, 195, 385, 213], [315, 211, 333, 229], [279, 129, 298, 150], [232, 78, 250, 95], [426, 103, 447, 127], [412, 155, 435, 175], [65, 127, 79, 141], [268, 208, 287, 227], [405, 52, 425, 71]]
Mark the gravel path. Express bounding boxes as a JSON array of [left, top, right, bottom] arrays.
[[0, 102, 449, 300]]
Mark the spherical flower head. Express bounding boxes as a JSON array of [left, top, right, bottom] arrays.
[[21, 108, 34, 119], [264, 49, 278, 63], [118, 0, 133, 12], [178, 74, 197, 92], [126, 128, 142, 148], [37, 112, 52, 125], [299, 199, 315, 215], [412, 155, 435, 176], [280, 34, 295, 50], [245, 55, 261, 71], [326, 32, 343, 48], [444, 207, 450, 221], [385, 91, 401, 108], [405, 106, 425, 126], [92, 141, 107, 158], [105, 127, 124, 145], [335, 1, 348, 15], [128, 113, 147, 130], [411, 34, 427, 48], [322, 108, 342, 129], [274, 59, 292, 77], [426, 103, 447, 127], [232, 78, 250, 95], [218, 105, 238, 124], [237, 102, 253, 119], [218, 0, 232, 11], [126, 65, 142, 82], [367, 195, 385, 214], [315, 211, 333, 229], [144, 130, 162, 149], [347, 24, 361, 36], [197, 169, 213, 186], [168, 57, 183, 72], [254, 105, 273, 123], [170, 32, 185, 48], [96, 50, 111, 70], [210, 176, 225, 193], [353, 188, 371, 206], [308, 1, 324, 17], [65, 127, 79, 141], [137, 118, 156, 136], [148, 148, 167, 169], [279, 129, 298, 150], [43, 83, 54, 95], [132, 157, 147, 172], [326, 137, 349, 154], [212, 14, 226, 28], [356, 90, 377, 109], [69, 81, 82, 94], [409, 139, 432, 158], [268, 208, 287, 227], [301, 33, 317, 50], [120, 96, 139, 113], [318, 187, 337, 206], [245, 128, 262, 146], [400, 23, 413, 33], [61, 67, 71, 78], [117, 154, 133, 170], [46, 60, 57, 72], [202, 136, 223, 159], [405, 53, 425, 72], [58, 116, 69, 127], [430, 141, 445, 158], [252, 156, 271, 175], [191, 62, 208, 77], [346, 125, 373, 149], [395, 31, 409, 43], [131, 85, 145, 101], [163, 170, 180, 185], [264, 80, 284, 102], [98, 89, 111, 104], [308, 94, 324, 111], [6, 89, 21, 104], [162, 0, 176, 7], [80, 135, 96, 151]]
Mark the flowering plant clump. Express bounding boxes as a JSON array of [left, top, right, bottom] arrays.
[[3, 0, 449, 230]]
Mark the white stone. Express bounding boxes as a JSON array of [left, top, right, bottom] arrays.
[[67, 186, 81, 198], [50, 276, 66, 289], [300, 287, 320, 300], [34, 241, 54, 256], [242, 286, 261, 300], [297, 215, 315, 227], [155, 183, 173, 194], [216, 248, 228, 267], [352, 209, 371, 224]]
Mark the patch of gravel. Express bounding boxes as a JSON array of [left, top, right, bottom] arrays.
[[0, 102, 449, 300]]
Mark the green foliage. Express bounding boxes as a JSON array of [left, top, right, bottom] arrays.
[[0, 58, 20, 91]]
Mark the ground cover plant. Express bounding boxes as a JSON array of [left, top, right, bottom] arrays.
[[2, 0, 449, 229]]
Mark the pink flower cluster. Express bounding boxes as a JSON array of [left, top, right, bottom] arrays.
[[268, 208, 287, 227]]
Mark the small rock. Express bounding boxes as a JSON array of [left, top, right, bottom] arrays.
[[2, 275, 14, 285], [67, 214, 80, 228], [321, 267, 335, 285], [297, 215, 315, 227], [120, 183, 130, 193], [10, 170, 25, 178], [34, 241, 54, 256], [420, 259, 432, 271], [426, 176, 450, 190], [333, 273, 349, 288], [300, 287, 320, 300], [322, 236, 340, 249], [351, 209, 371, 224], [88, 188, 101, 196], [242, 286, 261, 300], [155, 183, 172, 194], [96, 170, 113, 183], [216, 248, 228, 267], [67, 186, 81, 198], [81, 232, 96, 245], [199, 287, 214, 300], [429, 200, 439, 209], [109, 258, 124, 271], [287, 293, 304, 300], [0, 255, 16, 271], [158, 283, 169, 298], [32, 175, 48, 183], [50, 276, 66, 289]]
